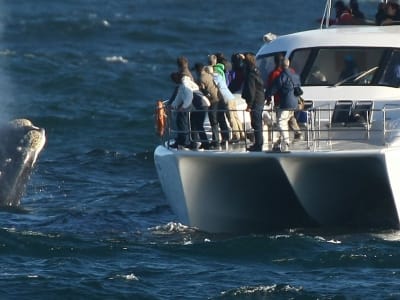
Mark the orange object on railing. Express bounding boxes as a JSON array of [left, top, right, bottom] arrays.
[[155, 100, 167, 137]]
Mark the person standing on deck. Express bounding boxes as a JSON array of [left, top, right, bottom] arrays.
[[266, 53, 302, 140], [205, 56, 230, 147], [177, 56, 193, 80], [380, 0, 400, 25], [193, 62, 222, 149], [169, 73, 197, 149], [266, 58, 301, 152], [213, 63, 244, 143], [228, 53, 245, 93], [241, 53, 265, 152]]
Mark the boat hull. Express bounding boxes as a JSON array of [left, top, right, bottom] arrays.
[[154, 146, 400, 233]]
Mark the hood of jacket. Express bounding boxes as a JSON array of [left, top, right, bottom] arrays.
[[213, 63, 225, 79]]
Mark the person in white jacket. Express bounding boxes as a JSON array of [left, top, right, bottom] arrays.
[[170, 74, 203, 149]]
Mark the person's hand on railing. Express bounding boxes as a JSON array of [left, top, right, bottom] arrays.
[[246, 105, 251, 112]]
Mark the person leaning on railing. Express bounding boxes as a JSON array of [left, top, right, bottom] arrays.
[[169, 72, 197, 149], [213, 63, 245, 143]]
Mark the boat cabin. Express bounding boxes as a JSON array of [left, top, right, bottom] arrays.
[[257, 26, 400, 93]]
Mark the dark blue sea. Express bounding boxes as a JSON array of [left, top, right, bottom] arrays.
[[1, 0, 399, 299]]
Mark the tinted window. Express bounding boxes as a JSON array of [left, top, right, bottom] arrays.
[[256, 52, 286, 86], [379, 49, 400, 87], [291, 47, 387, 86]]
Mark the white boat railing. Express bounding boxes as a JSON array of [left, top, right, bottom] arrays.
[[158, 102, 400, 151]]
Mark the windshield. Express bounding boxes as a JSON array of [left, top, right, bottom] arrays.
[[256, 47, 400, 88]]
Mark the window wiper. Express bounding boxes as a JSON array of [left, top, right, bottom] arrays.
[[333, 66, 378, 87]]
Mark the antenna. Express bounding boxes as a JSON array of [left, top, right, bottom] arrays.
[[320, 0, 332, 29]]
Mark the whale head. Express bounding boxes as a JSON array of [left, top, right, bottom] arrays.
[[0, 119, 46, 207]]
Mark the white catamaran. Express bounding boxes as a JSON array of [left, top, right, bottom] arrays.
[[154, 0, 400, 233]]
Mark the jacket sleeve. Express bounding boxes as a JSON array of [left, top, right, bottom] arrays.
[[173, 78, 195, 109], [181, 85, 193, 109], [242, 72, 257, 108], [171, 85, 184, 109]]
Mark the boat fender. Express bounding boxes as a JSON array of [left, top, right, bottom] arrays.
[[155, 100, 167, 137]]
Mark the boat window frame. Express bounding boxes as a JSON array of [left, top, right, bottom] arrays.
[[377, 48, 400, 87], [288, 46, 398, 87]]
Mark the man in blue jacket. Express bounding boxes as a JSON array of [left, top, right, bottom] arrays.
[[266, 58, 301, 151]]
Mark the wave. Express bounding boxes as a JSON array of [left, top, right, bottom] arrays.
[[105, 56, 128, 64], [216, 284, 309, 299]]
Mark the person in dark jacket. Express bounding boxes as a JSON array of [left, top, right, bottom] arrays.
[[241, 53, 265, 151], [177, 56, 194, 80], [334, 0, 353, 24], [380, 0, 400, 25], [228, 53, 245, 93], [266, 58, 301, 152], [350, 0, 365, 22]]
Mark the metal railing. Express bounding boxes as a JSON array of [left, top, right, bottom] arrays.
[[156, 101, 400, 151]]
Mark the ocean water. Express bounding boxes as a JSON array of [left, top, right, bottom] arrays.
[[0, 0, 398, 299]]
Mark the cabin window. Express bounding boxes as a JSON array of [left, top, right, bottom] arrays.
[[289, 49, 311, 76], [257, 47, 399, 87], [256, 52, 286, 85], [379, 49, 400, 87], [291, 47, 387, 86]]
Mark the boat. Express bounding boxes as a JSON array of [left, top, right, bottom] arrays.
[[154, 0, 400, 233]]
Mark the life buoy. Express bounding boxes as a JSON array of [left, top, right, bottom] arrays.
[[155, 100, 167, 137]]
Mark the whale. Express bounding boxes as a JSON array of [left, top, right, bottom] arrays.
[[0, 119, 46, 207]]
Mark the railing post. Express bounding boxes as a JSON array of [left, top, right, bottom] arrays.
[[383, 106, 386, 145]]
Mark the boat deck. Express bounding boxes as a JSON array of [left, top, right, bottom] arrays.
[[166, 133, 386, 153]]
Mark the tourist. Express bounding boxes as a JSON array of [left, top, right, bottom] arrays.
[[350, 0, 365, 23], [215, 52, 232, 85], [241, 53, 265, 152], [177, 56, 194, 80], [380, 0, 400, 25], [190, 89, 210, 150], [266, 58, 301, 152], [205, 57, 230, 147], [266, 53, 285, 107], [266, 53, 302, 140], [213, 63, 244, 143], [208, 54, 217, 68], [375, 2, 387, 25], [170, 72, 198, 149], [228, 52, 245, 93], [334, 0, 353, 24], [193, 62, 222, 149]]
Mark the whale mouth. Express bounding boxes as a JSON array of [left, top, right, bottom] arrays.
[[0, 119, 46, 207]]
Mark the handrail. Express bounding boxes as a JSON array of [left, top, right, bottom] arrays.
[[158, 102, 400, 151]]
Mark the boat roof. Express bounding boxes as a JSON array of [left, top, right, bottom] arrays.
[[257, 25, 400, 56]]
